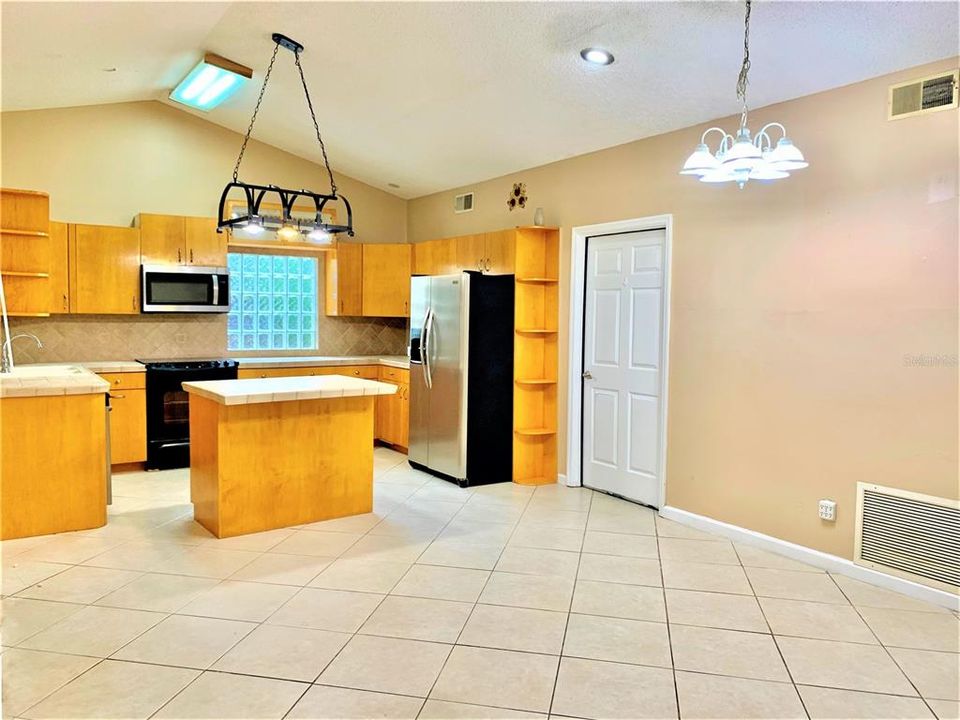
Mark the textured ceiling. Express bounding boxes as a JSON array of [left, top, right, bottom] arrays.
[[2, 1, 958, 198]]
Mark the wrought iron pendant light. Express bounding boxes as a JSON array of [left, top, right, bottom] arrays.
[[217, 33, 353, 239], [680, 0, 808, 188]]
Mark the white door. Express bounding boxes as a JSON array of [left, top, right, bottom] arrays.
[[582, 229, 665, 506]]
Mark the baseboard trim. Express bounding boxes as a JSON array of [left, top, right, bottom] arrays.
[[659, 506, 959, 612], [558, 473, 569, 486]]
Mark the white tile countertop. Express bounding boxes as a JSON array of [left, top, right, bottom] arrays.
[[183, 374, 399, 405], [0, 365, 110, 398], [233, 355, 410, 370], [77, 361, 146, 373]]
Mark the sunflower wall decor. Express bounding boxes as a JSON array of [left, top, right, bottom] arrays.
[[507, 182, 527, 211]]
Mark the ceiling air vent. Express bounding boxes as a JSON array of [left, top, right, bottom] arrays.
[[454, 192, 474, 214], [855, 482, 959, 592], [888, 70, 958, 120]]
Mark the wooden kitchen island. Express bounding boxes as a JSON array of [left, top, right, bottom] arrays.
[[183, 374, 397, 538]]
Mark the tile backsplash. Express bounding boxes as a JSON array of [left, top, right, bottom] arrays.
[[8, 313, 407, 363]]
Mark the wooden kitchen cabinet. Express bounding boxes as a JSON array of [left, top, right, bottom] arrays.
[[238, 365, 379, 380], [184, 216, 227, 266], [138, 213, 226, 266], [456, 234, 487, 273], [48, 221, 70, 313], [70, 224, 141, 314], [412, 240, 435, 275], [108, 389, 146, 465], [456, 231, 514, 274], [375, 367, 409, 450], [138, 213, 184, 265], [362, 243, 411, 317], [325, 242, 363, 316], [484, 230, 516, 274], [99, 372, 147, 465]]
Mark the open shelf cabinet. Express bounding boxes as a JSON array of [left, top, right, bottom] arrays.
[[513, 227, 560, 485], [1, 188, 51, 316]]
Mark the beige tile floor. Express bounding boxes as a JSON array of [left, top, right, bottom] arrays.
[[1, 447, 958, 719]]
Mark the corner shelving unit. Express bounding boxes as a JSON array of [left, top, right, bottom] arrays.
[[0, 189, 52, 317], [513, 226, 559, 485]]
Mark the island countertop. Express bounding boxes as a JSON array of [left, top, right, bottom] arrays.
[[0, 364, 109, 398], [182, 374, 398, 406]]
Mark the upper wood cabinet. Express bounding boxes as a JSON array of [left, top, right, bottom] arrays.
[[48, 221, 70, 314], [325, 242, 363, 317], [70, 224, 141, 314], [456, 234, 487, 273], [484, 230, 516, 274], [413, 238, 458, 276], [362, 243, 411, 317], [456, 231, 515, 274], [412, 241, 434, 275], [138, 213, 226, 266], [184, 216, 227, 266], [0, 188, 51, 317], [138, 214, 184, 265]]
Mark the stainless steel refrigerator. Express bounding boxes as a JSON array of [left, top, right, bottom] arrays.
[[408, 272, 514, 487]]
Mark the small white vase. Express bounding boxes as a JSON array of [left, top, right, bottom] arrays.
[[533, 207, 545, 226]]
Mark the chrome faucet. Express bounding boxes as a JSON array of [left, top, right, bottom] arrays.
[[1, 333, 43, 373]]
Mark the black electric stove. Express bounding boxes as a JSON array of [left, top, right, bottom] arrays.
[[137, 358, 238, 470]]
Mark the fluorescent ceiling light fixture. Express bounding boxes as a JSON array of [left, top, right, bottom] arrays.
[[580, 48, 615, 66], [170, 53, 252, 111]]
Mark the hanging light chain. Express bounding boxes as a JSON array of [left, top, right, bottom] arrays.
[[294, 50, 338, 198], [232, 41, 280, 183], [736, 0, 752, 130]]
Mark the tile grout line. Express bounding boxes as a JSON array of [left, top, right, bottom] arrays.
[[653, 502, 682, 720], [545, 487, 592, 719], [735, 542, 812, 719], [415, 480, 540, 717], [824, 571, 941, 716]]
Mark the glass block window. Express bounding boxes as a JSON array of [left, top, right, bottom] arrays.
[[227, 253, 318, 351]]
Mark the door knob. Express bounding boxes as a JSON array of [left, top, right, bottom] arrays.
[[582, 370, 593, 379]]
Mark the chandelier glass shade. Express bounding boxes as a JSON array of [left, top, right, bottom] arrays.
[[680, 0, 808, 188]]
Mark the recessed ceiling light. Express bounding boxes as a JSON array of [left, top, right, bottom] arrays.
[[170, 53, 252, 111], [580, 47, 614, 66]]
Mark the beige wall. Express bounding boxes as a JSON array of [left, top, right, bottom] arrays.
[[0, 100, 406, 242], [408, 58, 959, 559]]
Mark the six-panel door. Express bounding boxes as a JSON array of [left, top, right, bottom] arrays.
[[582, 229, 666, 506]]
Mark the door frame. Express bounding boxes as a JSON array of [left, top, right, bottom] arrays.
[[565, 214, 673, 508]]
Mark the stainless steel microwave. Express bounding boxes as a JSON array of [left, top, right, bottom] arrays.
[[141, 265, 230, 313]]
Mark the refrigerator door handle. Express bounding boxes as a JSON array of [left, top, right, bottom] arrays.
[[422, 308, 435, 389]]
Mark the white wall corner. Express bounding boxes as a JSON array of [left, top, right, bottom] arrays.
[[659, 505, 960, 612]]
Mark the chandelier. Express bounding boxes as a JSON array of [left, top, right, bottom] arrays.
[[217, 33, 353, 241], [680, 0, 808, 188]]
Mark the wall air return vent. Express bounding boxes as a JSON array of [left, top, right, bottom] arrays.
[[888, 70, 958, 120], [454, 192, 474, 214], [855, 483, 959, 592]]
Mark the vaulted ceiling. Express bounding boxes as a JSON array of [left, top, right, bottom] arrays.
[[2, 2, 957, 198]]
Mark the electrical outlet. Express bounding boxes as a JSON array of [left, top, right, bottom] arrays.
[[818, 499, 836, 522]]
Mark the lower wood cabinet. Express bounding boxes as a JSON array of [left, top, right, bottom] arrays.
[[100, 372, 146, 465], [237, 365, 379, 380], [376, 367, 409, 449]]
